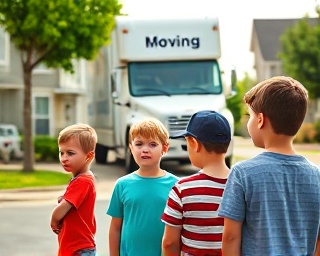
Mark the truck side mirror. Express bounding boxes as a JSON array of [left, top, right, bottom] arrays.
[[222, 67, 237, 97], [231, 68, 237, 91], [231, 68, 237, 95], [112, 91, 119, 99], [111, 72, 118, 99]]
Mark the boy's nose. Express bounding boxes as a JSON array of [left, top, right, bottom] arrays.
[[60, 155, 68, 162], [142, 146, 150, 152]]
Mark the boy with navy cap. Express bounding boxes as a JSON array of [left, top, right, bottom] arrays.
[[161, 110, 231, 256]]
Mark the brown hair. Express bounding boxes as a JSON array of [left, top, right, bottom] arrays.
[[244, 76, 308, 136], [201, 141, 230, 154], [58, 123, 97, 153], [129, 117, 169, 146]]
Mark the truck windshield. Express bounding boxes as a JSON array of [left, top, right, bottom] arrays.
[[128, 60, 222, 96]]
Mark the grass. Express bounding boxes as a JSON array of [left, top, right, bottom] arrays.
[[0, 170, 72, 190], [232, 155, 247, 165]]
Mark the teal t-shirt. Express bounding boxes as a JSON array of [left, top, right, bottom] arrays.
[[107, 172, 178, 256]]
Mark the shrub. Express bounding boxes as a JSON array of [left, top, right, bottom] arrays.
[[34, 136, 59, 162], [294, 123, 317, 143], [314, 121, 320, 142], [227, 73, 256, 134]]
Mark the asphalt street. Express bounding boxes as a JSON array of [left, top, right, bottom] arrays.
[[0, 199, 111, 256]]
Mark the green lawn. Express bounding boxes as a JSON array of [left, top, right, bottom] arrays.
[[0, 170, 71, 189]]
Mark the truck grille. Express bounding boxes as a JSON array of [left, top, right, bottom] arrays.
[[167, 115, 191, 132]]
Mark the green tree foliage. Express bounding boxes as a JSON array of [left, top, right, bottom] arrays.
[[0, 0, 122, 172], [227, 73, 256, 132], [279, 16, 320, 99]]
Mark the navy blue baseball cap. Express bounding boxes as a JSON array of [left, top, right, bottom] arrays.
[[170, 110, 231, 143]]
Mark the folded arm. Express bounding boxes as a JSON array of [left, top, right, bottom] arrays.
[[50, 199, 72, 234]]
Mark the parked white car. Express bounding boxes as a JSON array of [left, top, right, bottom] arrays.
[[0, 124, 23, 163]]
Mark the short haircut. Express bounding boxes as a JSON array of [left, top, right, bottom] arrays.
[[244, 76, 308, 136], [129, 117, 169, 146], [58, 123, 98, 153], [201, 141, 230, 154]]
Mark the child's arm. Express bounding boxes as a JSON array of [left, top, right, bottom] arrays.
[[221, 217, 242, 256], [109, 217, 123, 256], [162, 224, 182, 256], [50, 199, 73, 234]]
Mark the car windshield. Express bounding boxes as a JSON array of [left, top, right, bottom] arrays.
[[128, 60, 222, 96], [0, 128, 13, 136]]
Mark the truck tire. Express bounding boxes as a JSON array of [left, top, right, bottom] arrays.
[[125, 146, 138, 173], [95, 143, 108, 164]]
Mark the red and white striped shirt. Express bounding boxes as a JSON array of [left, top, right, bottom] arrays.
[[161, 171, 227, 256]]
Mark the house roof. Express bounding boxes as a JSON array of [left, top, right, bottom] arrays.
[[251, 18, 318, 61]]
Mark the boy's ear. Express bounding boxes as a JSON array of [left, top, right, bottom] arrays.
[[187, 137, 200, 152], [86, 151, 95, 161], [257, 112, 265, 129], [162, 144, 169, 154]]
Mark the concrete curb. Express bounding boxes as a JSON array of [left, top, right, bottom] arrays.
[[0, 181, 115, 203], [0, 185, 66, 193]]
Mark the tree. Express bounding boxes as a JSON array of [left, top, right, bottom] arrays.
[[227, 72, 256, 133], [0, 0, 122, 172], [279, 15, 320, 99]]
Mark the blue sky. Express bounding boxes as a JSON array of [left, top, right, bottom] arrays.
[[121, 0, 318, 79]]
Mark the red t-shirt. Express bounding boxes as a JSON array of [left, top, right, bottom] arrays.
[[57, 174, 96, 256]]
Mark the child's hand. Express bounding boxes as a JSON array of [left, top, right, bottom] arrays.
[[51, 223, 62, 235], [52, 228, 60, 235]]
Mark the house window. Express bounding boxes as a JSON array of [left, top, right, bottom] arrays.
[[0, 27, 9, 66], [34, 97, 50, 135], [34, 63, 54, 74], [270, 65, 277, 77]]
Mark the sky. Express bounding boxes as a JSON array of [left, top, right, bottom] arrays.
[[120, 0, 318, 79]]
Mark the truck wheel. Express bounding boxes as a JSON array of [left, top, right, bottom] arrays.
[[95, 143, 108, 164], [125, 146, 138, 173], [225, 156, 232, 168]]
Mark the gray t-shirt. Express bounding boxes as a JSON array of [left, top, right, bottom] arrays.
[[219, 152, 320, 255]]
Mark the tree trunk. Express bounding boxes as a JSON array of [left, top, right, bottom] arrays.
[[22, 63, 34, 172]]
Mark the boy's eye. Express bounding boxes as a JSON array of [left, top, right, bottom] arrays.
[[150, 142, 158, 147]]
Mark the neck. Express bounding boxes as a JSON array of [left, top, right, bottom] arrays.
[[264, 135, 295, 155], [200, 155, 230, 179], [73, 170, 91, 178], [135, 167, 165, 178]]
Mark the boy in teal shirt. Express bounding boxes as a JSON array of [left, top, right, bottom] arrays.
[[107, 117, 178, 256]]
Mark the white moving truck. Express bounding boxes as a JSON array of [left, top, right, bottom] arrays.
[[86, 16, 237, 173]]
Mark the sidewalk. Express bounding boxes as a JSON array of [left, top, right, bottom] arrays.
[[234, 136, 320, 165]]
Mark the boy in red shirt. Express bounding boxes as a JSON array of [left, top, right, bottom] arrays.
[[50, 123, 97, 256]]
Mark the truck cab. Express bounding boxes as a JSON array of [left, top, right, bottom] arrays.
[[87, 16, 237, 173]]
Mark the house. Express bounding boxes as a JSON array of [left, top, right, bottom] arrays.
[[250, 18, 320, 122], [0, 27, 88, 136]]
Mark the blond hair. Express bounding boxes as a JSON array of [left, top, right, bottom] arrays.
[[129, 118, 169, 146], [58, 123, 97, 153]]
